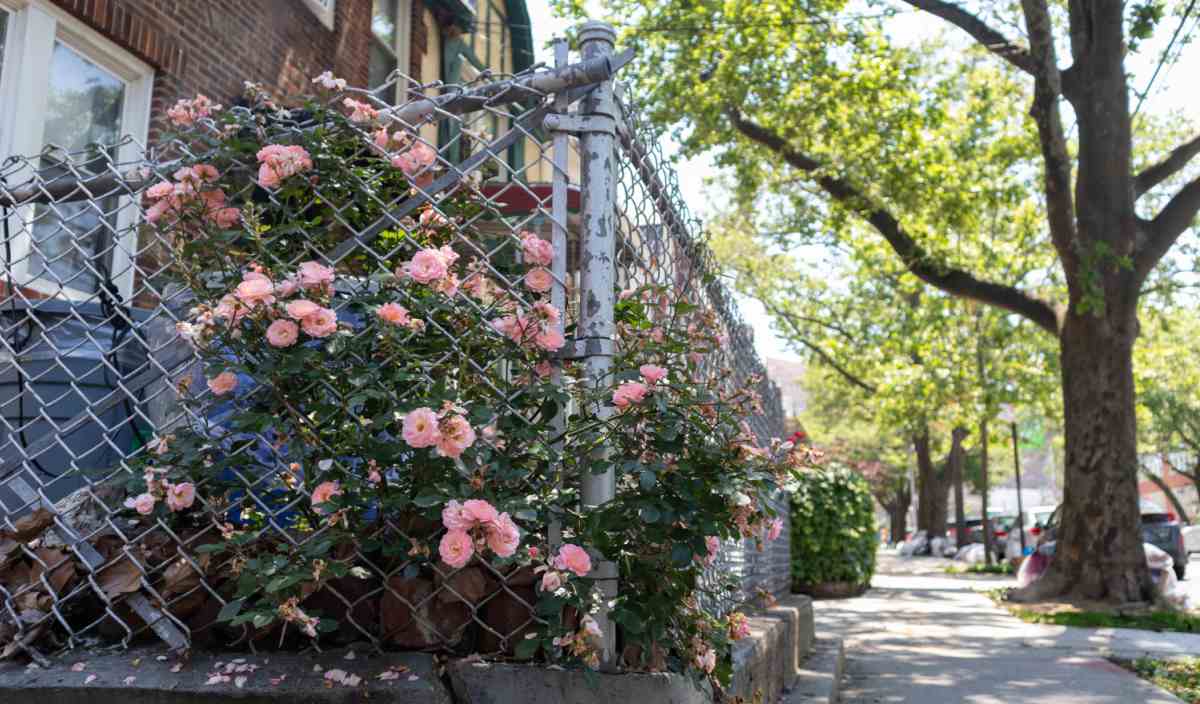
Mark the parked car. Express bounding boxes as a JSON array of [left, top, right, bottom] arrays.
[[1004, 505, 1060, 559], [1038, 501, 1188, 580], [990, 515, 1017, 558], [1183, 524, 1200, 555]]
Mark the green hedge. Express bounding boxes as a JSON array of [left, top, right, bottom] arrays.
[[790, 466, 877, 591]]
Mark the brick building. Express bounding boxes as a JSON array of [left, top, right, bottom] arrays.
[[0, 0, 534, 301]]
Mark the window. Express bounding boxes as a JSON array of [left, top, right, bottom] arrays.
[[369, 0, 411, 104], [0, 0, 152, 301], [301, 0, 336, 31]]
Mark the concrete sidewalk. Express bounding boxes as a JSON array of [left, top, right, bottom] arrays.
[[812, 553, 1194, 703]]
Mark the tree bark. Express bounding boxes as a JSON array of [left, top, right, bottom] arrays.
[[981, 418, 993, 565], [1014, 307, 1152, 602], [949, 428, 968, 548]]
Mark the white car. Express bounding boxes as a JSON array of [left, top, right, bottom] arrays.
[[1184, 524, 1200, 555], [1005, 505, 1059, 559]]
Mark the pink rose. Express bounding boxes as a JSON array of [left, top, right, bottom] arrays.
[[297, 261, 335, 290], [392, 141, 438, 176], [639, 364, 667, 384], [487, 513, 520, 558], [442, 500, 470, 531], [729, 613, 751, 641], [266, 319, 299, 347], [534, 327, 565, 352], [377, 302, 411, 326], [146, 181, 174, 200], [343, 97, 379, 122], [207, 371, 238, 395], [521, 233, 554, 266], [534, 361, 554, 379], [124, 493, 156, 515], [699, 536, 720, 566], [531, 302, 561, 324], [166, 482, 196, 512], [402, 249, 448, 284], [436, 415, 477, 459], [311, 481, 342, 507], [312, 71, 347, 91], [524, 267, 554, 293], [439, 529, 474, 569], [285, 299, 321, 320], [235, 275, 275, 307], [300, 307, 338, 337], [695, 647, 716, 674], [540, 571, 562, 592], [256, 144, 313, 189], [211, 206, 241, 228], [402, 407, 441, 448], [553, 544, 592, 577], [766, 517, 784, 542], [461, 499, 499, 527], [612, 381, 649, 409], [528, 546, 540, 560]]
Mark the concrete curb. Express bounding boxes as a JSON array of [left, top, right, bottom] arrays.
[[785, 637, 845, 703], [0, 647, 449, 703], [728, 594, 815, 702]]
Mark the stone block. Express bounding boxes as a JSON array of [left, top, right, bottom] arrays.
[[447, 659, 713, 704]]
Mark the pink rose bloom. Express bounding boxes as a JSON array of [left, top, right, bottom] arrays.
[[235, 275, 275, 307], [487, 513, 520, 558], [402, 407, 441, 448], [146, 181, 174, 200], [373, 127, 392, 149], [311, 481, 342, 507], [639, 364, 667, 384], [436, 415, 477, 459], [377, 302, 411, 326], [256, 144, 313, 189], [531, 302, 561, 324], [650, 328, 665, 343], [581, 615, 602, 641], [297, 261, 335, 290], [312, 71, 347, 91], [301, 307, 338, 337], [207, 371, 238, 395], [392, 141, 438, 177], [214, 294, 246, 322], [439, 529, 474, 569], [403, 249, 449, 284], [165, 482, 196, 512], [275, 277, 299, 297], [491, 315, 520, 340], [612, 381, 649, 409], [700, 536, 720, 566], [729, 613, 752, 641], [534, 361, 554, 379], [528, 546, 540, 560], [553, 544, 592, 577], [124, 492, 156, 515], [766, 517, 784, 542], [461, 499, 499, 527], [521, 233, 554, 266], [211, 206, 241, 228], [286, 299, 321, 320], [696, 647, 716, 674], [442, 500, 470, 531], [343, 97, 379, 122], [534, 327, 565, 352], [419, 208, 449, 229], [540, 571, 562, 592], [266, 319, 299, 347], [524, 267, 554, 293]]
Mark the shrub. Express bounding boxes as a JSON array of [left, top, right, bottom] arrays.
[[0, 77, 809, 689], [789, 465, 877, 591]]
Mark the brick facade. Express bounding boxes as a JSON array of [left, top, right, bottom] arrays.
[[49, 0, 374, 141]]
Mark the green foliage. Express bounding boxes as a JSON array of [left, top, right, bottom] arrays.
[[1125, 657, 1200, 703], [789, 465, 877, 589], [944, 562, 1013, 576], [1005, 606, 1200, 634]]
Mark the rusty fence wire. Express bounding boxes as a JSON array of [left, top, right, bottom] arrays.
[[0, 26, 785, 662]]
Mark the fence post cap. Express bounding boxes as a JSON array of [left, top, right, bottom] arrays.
[[577, 20, 616, 47]]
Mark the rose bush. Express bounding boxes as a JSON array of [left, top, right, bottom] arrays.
[[102, 78, 810, 688]]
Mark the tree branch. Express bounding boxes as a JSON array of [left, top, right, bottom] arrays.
[[1135, 133, 1200, 198], [1137, 176, 1200, 280], [728, 109, 1060, 335], [901, 0, 1037, 74], [765, 301, 878, 393]]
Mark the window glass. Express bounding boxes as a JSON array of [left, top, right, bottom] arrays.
[[372, 0, 397, 47], [370, 0, 399, 100], [28, 41, 126, 295]]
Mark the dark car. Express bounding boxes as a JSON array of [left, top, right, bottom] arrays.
[[1040, 502, 1188, 580]]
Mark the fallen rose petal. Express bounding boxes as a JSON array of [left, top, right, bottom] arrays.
[[123, 676, 136, 685], [84, 674, 97, 684], [235, 676, 247, 688], [71, 662, 86, 672], [170, 663, 183, 673]]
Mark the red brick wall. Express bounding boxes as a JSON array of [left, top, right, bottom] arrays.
[[48, 0, 374, 142]]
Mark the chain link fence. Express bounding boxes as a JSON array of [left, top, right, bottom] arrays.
[[0, 24, 786, 662]]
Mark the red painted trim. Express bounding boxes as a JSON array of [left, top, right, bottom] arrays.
[[480, 182, 580, 214]]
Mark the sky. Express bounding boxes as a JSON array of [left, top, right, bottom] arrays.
[[521, 1, 1200, 364]]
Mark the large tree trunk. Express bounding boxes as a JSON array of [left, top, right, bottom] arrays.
[[980, 418, 993, 565], [952, 426, 968, 549], [1015, 309, 1151, 602], [914, 431, 951, 538]]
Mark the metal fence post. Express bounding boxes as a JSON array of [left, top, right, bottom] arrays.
[[547, 36, 570, 553], [576, 19, 619, 666]]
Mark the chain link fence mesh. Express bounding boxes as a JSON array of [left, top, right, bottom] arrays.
[[0, 40, 786, 662]]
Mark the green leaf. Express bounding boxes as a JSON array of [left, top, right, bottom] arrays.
[[413, 492, 444, 508], [670, 543, 693, 566], [217, 598, 244, 622], [639, 470, 657, 490], [513, 636, 541, 659]]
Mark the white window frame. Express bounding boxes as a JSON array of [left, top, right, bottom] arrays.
[[370, 0, 412, 103], [0, 0, 153, 302], [301, 0, 336, 31]]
